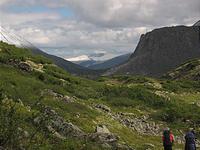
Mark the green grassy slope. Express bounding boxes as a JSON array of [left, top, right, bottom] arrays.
[[0, 41, 200, 149], [163, 58, 200, 81]]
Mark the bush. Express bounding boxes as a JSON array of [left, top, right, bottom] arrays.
[[0, 91, 21, 149]]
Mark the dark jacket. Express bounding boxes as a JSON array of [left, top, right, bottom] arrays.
[[185, 131, 196, 150]]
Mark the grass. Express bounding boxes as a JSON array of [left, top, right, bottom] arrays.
[[0, 42, 200, 149]]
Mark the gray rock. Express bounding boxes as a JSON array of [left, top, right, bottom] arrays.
[[144, 143, 155, 148], [18, 62, 32, 72], [88, 132, 118, 145], [196, 101, 200, 107], [95, 125, 110, 134], [63, 95, 74, 103], [95, 104, 111, 112]]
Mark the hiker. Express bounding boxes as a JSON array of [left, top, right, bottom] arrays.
[[185, 128, 196, 150], [162, 128, 174, 150]]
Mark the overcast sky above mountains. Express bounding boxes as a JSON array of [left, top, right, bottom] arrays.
[[0, 0, 200, 59]]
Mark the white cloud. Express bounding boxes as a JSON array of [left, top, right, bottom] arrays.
[[0, 0, 199, 58]]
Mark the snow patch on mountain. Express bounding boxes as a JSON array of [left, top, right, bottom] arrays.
[[65, 55, 92, 62]]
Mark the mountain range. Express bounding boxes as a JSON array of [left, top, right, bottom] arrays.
[[88, 53, 131, 70], [1, 20, 200, 149], [67, 53, 131, 70]]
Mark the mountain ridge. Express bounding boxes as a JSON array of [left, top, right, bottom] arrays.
[[89, 53, 131, 70], [0, 26, 102, 77], [106, 25, 200, 77]]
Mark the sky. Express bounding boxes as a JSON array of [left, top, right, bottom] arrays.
[[0, 0, 200, 60]]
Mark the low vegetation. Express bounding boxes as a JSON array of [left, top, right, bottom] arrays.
[[0, 41, 200, 149]]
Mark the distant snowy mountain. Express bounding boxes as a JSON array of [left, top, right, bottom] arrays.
[[66, 53, 131, 70], [65, 55, 92, 62]]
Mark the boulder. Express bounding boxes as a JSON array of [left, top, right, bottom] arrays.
[[63, 95, 74, 103], [18, 62, 32, 72], [88, 132, 118, 145], [95, 125, 110, 134]]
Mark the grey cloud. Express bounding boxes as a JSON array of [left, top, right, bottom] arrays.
[[1, 0, 199, 58], [65, 0, 200, 28]]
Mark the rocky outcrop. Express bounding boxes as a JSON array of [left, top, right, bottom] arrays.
[[34, 106, 86, 139], [34, 105, 130, 149], [106, 26, 200, 77], [89, 125, 132, 149], [115, 113, 161, 136]]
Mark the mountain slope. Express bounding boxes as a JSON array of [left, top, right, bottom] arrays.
[[0, 26, 102, 77], [106, 26, 200, 77], [163, 58, 200, 80], [89, 53, 131, 70], [0, 41, 200, 149], [78, 59, 101, 67]]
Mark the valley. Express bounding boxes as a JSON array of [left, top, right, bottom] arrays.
[[0, 41, 200, 149]]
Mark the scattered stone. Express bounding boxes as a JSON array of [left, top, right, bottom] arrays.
[[93, 104, 161, 136], [24, 131, 29, 138], [42, 89, 74, 103], [95, 125, 110, 134], [144, 143, 155, 148], [155, 90, 170, 100], [118, 112, 136, 117], [18, 62, 32, 72], [116, 115, 161, 136], [176, 136, 184, 144], [47, 125, 66, 140], [75, 113, 80, 118], [35, 105, 131, 148], [88, 132, 118, 145], [63, 95, 74, 103], [95, 104, 111, 112], [196, 101, 200, 107], [25, 60, 43, 72], [33, 116, 40, 124]]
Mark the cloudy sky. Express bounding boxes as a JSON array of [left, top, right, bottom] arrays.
[[0, 0, 199, 60]]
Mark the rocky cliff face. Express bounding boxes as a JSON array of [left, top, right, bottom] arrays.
[[106, 26, 200, 77]]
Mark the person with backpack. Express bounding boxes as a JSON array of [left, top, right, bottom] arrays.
[[185, 128, 196, 150], [162, 128, 175, 150]]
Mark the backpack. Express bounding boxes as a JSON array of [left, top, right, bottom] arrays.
[[163, 130, 172, 146]]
